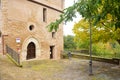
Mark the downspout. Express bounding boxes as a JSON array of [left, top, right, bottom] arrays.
[[2, 35, 8, 55]]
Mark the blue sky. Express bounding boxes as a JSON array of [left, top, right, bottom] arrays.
[[64, 0, 81, 36]]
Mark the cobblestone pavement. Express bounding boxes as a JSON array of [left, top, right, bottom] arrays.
[[0, 54, 120, 80]]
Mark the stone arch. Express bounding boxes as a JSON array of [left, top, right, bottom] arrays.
[[21, 37, 41, 61]]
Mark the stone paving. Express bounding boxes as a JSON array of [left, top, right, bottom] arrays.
[[0, 54, 120, 80]]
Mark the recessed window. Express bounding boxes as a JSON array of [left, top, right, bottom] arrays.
[[52, 32, 55, 38], [0, 0, 1, 9], [43, 8, 47, 22], [29, 25, 34, 31], [0, 31, 1, 37]]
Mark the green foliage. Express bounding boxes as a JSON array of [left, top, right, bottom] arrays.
[[76, 39, 89, 49], [64, 35, 76, 50], [73, 19, 89, 49], [111, 41, 120, 58], [47, 0, 120, 58], [92, 43, 114, 58], [47, 0, 120, 31], [92, 42, 120, 58], [72, 18, 120, 58], [73, 18, 120, 44]]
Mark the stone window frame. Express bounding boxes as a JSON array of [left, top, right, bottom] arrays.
[[52, 32, 56, 38], [27, 23, 36, 32], [43, 8, 47, 22], [0, 31, 1, 37], [29, 25, 34, 31]]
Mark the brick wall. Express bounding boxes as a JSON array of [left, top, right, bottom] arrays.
[[1, 0, 64, 61]]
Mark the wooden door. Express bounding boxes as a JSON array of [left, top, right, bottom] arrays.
[[27, 42, 36, 60]]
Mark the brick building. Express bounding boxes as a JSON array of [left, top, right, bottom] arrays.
[[0, 0, 64, 62]]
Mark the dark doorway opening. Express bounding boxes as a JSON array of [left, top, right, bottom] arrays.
[[27, 42, 36, 60], [50, 46, 54, 59]]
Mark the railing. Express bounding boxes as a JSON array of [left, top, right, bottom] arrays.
[[61, 51, 120, 65], [61, 50, 89, 54], [6, 45, 20, 65]]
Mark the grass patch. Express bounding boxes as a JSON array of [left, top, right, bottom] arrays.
[[31, 60, 63, 71], [22, 60, 65, 79]]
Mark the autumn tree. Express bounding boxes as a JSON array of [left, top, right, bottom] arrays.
[[73, 18, 120, 45], [73, 19, 90, 49]]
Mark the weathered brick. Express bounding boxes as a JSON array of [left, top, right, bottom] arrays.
[[0, 0, 64, 61]]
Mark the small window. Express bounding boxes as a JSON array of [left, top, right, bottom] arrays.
[[0, 31, 1, 37], [52, 32, 55, 38], [29, 25, 34, 31], [43, 8, 47, 22], [0, 0, 1, 9]]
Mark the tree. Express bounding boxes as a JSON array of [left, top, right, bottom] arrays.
[[47, 0, 120, 32], [73, 19, 90, 49], [64, 35, 76, 50], [73, 18, 120, 54], [47, 0, 120, 75], [73, 18, 120, 44]]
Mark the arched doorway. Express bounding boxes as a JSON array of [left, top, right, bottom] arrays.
[[26, 42, 36, 60]]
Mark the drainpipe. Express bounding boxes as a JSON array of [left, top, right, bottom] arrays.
[[2, 35, 8, 55]]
